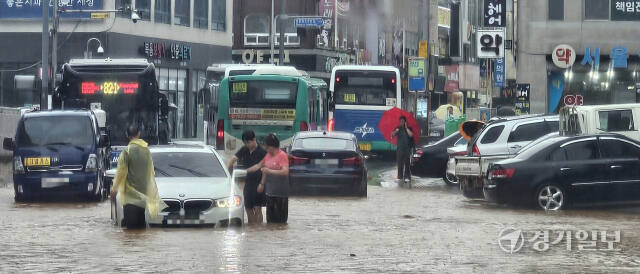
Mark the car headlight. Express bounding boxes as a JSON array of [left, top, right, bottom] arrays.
[[215, 196, 242, 208], [14, 156, 25, 174], [85, 154, 98, 172]]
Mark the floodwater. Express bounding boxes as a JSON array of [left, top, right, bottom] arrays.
[[2, 166, 640, 273]]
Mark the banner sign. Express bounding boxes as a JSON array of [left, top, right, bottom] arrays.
[[0, 0, 103, 18], [515, 84, 530, 115], [611, 0, 640, 21], [494, 58, 505, 87]]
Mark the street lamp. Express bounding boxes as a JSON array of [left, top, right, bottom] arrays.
[[85, 38, 104, 59]]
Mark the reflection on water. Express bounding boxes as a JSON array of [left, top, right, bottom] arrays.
[[2, 174, 640, 272]]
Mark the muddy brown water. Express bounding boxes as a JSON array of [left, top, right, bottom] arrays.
[[2, 167, 640, 272]]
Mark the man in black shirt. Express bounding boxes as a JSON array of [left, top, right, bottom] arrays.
[[227, 130, 267, 225]]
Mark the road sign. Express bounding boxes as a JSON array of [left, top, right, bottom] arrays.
[[409, 57, 426, 91], [294, 17, 324, 28]]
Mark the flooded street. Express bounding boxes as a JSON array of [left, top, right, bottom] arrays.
[[2, 160, 640, 273]]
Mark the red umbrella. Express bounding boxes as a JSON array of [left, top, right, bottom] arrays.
[[378, 107, 421, 145]]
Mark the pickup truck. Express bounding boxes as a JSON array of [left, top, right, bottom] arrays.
[[455, 115, 559, 198]]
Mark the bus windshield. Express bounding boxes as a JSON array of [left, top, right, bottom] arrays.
[[334, 70, 397, 106], [57, 66, 159, 146], [229, 80, 298, 108]]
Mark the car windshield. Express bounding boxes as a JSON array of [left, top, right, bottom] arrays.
[[294, 138, 354, 150], [16, 116, 94, 147], [152, 152, 227, 178]]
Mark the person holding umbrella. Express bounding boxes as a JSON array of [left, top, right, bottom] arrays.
[[392, 116, 414, 183]]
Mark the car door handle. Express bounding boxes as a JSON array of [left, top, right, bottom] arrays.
[[510, 145, 522, 149], [610, 165, 623, 169], [560, 167, 571, 172]]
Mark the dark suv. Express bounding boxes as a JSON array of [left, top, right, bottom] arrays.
[[3, 110, 109, 201]]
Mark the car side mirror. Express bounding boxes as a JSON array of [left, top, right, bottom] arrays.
[[232, 169, 247, 185], [3, 138, 14, 151], [99, 134, 109, 147]]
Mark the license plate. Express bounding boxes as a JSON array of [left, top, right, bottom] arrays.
[[314, 159, 339, 166], [41, 177, 69, 188], [359, 143, 371, 151], [163, 216, 205, 225], [25, 157, 50, 167]]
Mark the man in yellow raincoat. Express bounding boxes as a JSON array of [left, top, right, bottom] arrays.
[[110, 124, 166, 229]]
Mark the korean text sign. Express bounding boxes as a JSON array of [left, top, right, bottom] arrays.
[[611, 0, 640, 21], [515, 83, 530, 115], [494, 58, 505, 87], [484, 0, 506, 27], [0, 0, 102, 18], [477, 28, 505, 58]]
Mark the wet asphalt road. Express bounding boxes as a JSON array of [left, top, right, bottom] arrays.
[[2, 159, 640, 273]]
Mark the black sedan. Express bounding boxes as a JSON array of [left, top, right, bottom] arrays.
[[410, 132, 466, 184], [287, 131, 367, 196], [485, 133, 640, 210]]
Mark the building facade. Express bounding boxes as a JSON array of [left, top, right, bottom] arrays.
[[0, 0, 233, 139], [518, 0, 640, 114], [232, 0, 361, 80]]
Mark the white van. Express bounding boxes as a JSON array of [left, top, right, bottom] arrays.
[[560, 103, 640, 140]]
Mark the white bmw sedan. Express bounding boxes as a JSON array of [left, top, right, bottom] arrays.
[[111, 144, 244, 227]]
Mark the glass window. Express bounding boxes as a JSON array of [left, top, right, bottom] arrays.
[[169, 69, 177, 90], [547, 120, 559, 132], [152, 152, 227, 177], [193, 0, 208, 29], [275, 16, 296, 34], [598, 110, 635, 131], [508, 122, 547, 143], [245, 14, 269, 33], [212, 0, 226, 31], [584, 0, 609, 20], [115, 0, 131, 18], [549, 148, 566, 162], [177, 70, 187, 138], [294, 138, 355, 150], [564, 140, 598, 161], [174, 0, 190, 27], [155, 0, 171, 24], [548, 0, 564, 20], [454, 137, 468, 147], [158, 68, 169, 90], [135, 0, 151, 21], [600, 139, 640, 159], [480, 125, 504, 144], [17, 116, 94, 147], [229, 80, 298, 108], [334, 71, 397, 106]]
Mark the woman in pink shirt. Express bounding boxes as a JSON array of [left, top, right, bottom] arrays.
[[247, 133, 290, 223]]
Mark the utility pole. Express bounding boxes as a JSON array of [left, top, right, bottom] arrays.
[[270, 0, 275, 64], [41, 0, 50, 110], [278, 0, 286, 65], [52, 0, 59, 99]]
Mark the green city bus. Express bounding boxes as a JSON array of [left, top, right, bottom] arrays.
[[214, 67, 328, 157]]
